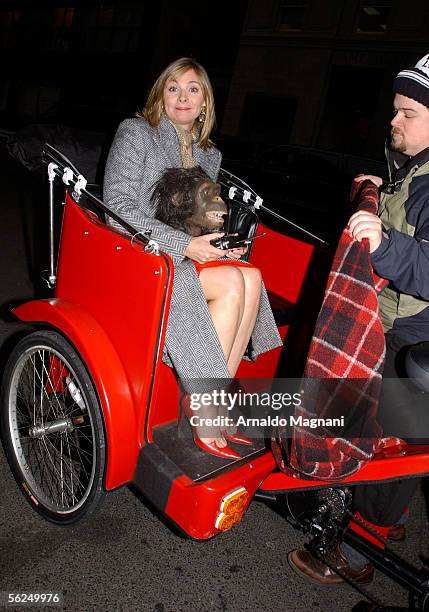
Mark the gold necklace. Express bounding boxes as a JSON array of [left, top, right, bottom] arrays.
[[170, 121, 199, 168]]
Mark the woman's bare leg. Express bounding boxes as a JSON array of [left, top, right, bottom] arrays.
[[193, 266, 246, 447], [227, 266, 262, 377], [199, 266, 246, 365], [199, 265, 262, 440], [219, 266, 262, 437]]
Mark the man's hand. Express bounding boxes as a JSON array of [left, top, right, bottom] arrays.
[[348, 210, 383, 253], [184, 233, 225, 263], [354, 174, 383, 188]]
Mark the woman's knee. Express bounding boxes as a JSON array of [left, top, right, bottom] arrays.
[[221, 266, 246, 300], [200, 266, 245, 301], [240, 266, 262, 298]]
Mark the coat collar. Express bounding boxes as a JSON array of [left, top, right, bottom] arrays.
[[154, 114, 182, 167], [385, 141, 429, 192]]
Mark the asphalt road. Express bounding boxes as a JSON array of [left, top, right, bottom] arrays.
[[0, 146, 428, 612]]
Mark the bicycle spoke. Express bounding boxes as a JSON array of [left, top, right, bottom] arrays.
[[7, 341, 99, 515]]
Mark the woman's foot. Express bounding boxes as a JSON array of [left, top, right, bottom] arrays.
[[221, 414, 252, 445], [219, 403, 252, 445], [193, 435, 241, 459], [181, 395, 241, 459], [222, 428, 252, 446]]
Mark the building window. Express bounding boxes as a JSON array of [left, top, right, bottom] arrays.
[[84, 4, 142, 52], [279, 0, 308, 31], [356, 1, 391, 33], [0, 10, 20, 48], [52, 7, 74, 50]]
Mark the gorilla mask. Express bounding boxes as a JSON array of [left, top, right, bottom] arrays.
[[152, 167, 228, 236]]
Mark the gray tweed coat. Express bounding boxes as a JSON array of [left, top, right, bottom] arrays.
[[103, 116, 282, 384]]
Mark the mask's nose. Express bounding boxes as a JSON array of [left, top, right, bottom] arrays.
[[213, 183, 222, 198]]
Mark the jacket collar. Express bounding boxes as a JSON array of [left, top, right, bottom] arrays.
[[385, 142, 429, 192], [153, 114, 183, 167]]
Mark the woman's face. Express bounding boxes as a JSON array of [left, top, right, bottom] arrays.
[[163, 68, 205, 130]]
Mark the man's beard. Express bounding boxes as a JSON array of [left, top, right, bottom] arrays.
[[390, 129, 406, 153]]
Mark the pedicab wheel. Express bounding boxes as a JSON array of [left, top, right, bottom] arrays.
[[1, 330, 106, 524]]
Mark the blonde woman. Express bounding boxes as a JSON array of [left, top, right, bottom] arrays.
[[104, 58, 281, 458]]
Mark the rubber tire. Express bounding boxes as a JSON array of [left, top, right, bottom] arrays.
[[1, 330, 106, 525]]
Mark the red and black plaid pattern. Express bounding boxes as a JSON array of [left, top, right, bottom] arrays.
[[349, 179, 388, 292], [272, 179, 390, 480]]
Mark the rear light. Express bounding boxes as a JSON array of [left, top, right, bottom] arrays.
[[215, 487, 249, 531]]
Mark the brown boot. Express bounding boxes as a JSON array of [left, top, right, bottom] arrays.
[[387, 524, 406, 542], [288, 544, 374, 586]]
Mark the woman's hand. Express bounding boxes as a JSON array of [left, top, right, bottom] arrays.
[[184, 233, 225, 263], [226, 247, 247, 259], [348, 210, 383, 253], [354, 174, 383, 188]]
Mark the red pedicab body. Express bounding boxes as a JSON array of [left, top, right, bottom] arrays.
[[4, 144, 429, 609], [9, 182, 429, 540]]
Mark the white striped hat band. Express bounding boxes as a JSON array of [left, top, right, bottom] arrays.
[[394, 54, 429, 108]]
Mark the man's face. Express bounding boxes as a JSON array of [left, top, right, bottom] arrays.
[[186, 180, 227, 235], [390, 93, 429, 157]]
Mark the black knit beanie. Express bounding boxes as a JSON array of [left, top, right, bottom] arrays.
[[393, 54, 429, 107]]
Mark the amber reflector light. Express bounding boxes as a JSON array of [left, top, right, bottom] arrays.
[[215, 487, 249, 531]]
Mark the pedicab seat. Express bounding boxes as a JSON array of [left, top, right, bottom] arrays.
[[266, 291, 297, 327], [406, 341, 429, 393]]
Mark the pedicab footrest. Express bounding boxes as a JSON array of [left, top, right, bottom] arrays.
[[133, 423, 267, 514], [152, 422, 267, 482]]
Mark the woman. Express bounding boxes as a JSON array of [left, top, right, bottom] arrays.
[[103, 57, 282, 458]]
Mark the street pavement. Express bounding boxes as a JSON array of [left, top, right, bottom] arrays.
[[0, 145, 427, 612]]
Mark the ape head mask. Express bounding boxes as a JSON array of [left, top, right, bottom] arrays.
[[152, 167, 228, 236]]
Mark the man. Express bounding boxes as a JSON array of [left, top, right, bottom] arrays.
[[288, 53, 429, 585]]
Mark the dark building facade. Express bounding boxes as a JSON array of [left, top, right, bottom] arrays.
[[222, 0, 429, 158], [1, 1, 429, 159], [0, 1, 247, 133]]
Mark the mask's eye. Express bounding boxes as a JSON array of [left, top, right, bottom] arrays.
[[203, 188, 209, 197]]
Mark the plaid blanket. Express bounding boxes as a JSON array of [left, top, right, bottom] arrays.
[[272, 179, 390, 480]]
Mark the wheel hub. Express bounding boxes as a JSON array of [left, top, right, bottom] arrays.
[[29, 417, 74, 438]]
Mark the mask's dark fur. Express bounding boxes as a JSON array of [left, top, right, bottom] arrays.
[[152, 166, 216, 234]]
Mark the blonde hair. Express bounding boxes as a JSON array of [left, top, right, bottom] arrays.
[[137, 57, 216, 149]]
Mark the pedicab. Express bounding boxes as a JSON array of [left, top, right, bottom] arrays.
[[2, 143, 429, 610]]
